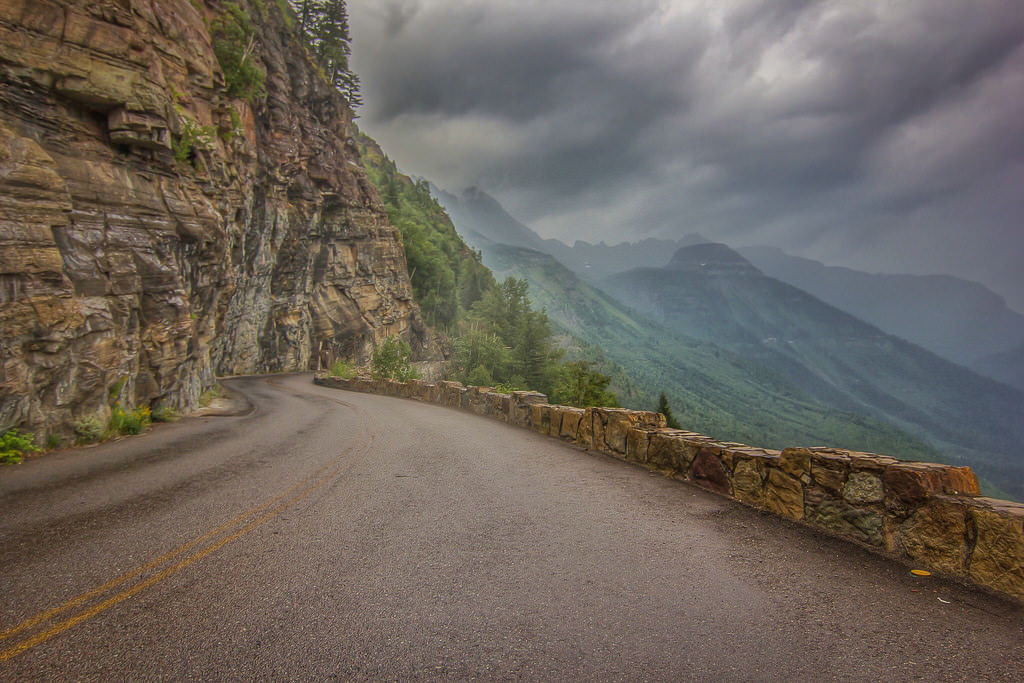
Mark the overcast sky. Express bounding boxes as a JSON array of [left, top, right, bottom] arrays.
[[348, 0, 1024, 311]]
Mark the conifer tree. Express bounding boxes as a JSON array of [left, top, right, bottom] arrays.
[[287, 0, 362, 107], [657, 392, 683, 429]]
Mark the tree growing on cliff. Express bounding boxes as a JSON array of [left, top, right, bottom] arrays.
[[287, 0, 362, 107], [212, 3, 267, 102]]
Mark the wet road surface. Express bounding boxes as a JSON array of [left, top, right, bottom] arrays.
[[1, 373, 1021, 680]]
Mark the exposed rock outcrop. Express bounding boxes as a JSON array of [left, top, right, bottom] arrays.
[[0, 0, 433, 434]]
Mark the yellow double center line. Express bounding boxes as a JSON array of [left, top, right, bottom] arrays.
[[0, 393, 371, 663]]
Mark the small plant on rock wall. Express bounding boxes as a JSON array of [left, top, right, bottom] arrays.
[[219, 105, 244, 142], [212, 2, 267, 102], [371, 336, 418, 381], [173, 115, 215, 165], [74, 415, 106, 444], [0, 429, 39, 465]]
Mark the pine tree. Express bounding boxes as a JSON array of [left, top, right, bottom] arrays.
[[287, 0, 362, 108], [657, 392, 683, 429]]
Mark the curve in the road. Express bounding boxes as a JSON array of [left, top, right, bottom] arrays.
[[0, 374, 1021, 680], [0, 379, 373, 662]]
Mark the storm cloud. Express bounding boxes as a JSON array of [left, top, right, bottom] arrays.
[[348, 0, 1024, 310]]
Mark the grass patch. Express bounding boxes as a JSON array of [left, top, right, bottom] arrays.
[[329, 359, 355, 379], [199, 385, 225, 408]]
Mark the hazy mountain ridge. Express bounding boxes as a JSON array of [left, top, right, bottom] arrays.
[[476, 241, 941, 466], [739, 246, 1024, 370], [430, 189, 1024, 378], [431, 186, 1022, 497], [971, 343, 1024, 393], [433, 186, 707, 280]]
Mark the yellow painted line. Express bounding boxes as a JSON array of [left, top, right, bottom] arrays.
[[0, 377, 375, 660], [0, 457, 338, 645], [0, 447, 363, 663]]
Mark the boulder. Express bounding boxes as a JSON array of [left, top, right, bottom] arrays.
[[732, 459, 765, 508], [967, 498, 1024, 600], [899, 497, 969, 576], [764, 468, 803, 520], [885, 463, 980, 504], [691, 449, 731, 495]]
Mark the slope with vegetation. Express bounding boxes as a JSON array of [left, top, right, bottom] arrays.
[[739, 246, 1024, 368], [479, 242, 937, 463], [357, 133, 496, 331], [356, 134, 617, 406], [602, 243, 1024, 498]]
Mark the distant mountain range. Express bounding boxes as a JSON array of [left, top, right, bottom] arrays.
[[433, 185, 706, 280], [436, 187, 1024, 497], [478, 239, 941, 464], [436, 186, 1024, 393], [739, 246, 1024, 385], [600, 243, 1024, 495]]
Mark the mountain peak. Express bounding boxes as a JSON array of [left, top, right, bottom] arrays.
[[667, 243, 761, 275]]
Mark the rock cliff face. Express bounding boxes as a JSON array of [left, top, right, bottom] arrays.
[[0, 0, 433, 435]]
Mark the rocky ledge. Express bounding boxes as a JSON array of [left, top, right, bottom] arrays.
[[0, 0, 435, 436]]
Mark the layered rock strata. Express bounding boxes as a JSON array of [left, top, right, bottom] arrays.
[[316, 374, 1024, 603], [0, 0, 431, 434]]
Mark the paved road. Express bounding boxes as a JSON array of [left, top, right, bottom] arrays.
[[1, 374, 1021, 680]]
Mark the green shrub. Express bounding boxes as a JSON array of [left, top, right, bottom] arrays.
[[465, 365, 494, 388], [110, 405, 151, 436], [212, 3, 266, 102], [371, 336, 417, 381], [1, 429, 39, 465], [152, 405, 178, 423], [173, 115, 215, 165], [329, 359, 355, 379], [551, 360, 619, 408], [46, 433, 62, 450], [493, 380, 525, 393], [74, 415, 106, 443]]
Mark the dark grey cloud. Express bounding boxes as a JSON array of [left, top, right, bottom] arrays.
[[349, 0, 1024, 311]]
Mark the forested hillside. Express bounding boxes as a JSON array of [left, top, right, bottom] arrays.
[[602, 243, 1024, 498], [479, 242, 939, 464], [356, 133, 617, 407]]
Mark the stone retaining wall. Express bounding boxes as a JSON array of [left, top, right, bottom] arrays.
[[314, 374, 1024, 602]]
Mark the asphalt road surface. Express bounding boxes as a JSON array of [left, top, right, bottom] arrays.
[[1, 374, 1021, 680]]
